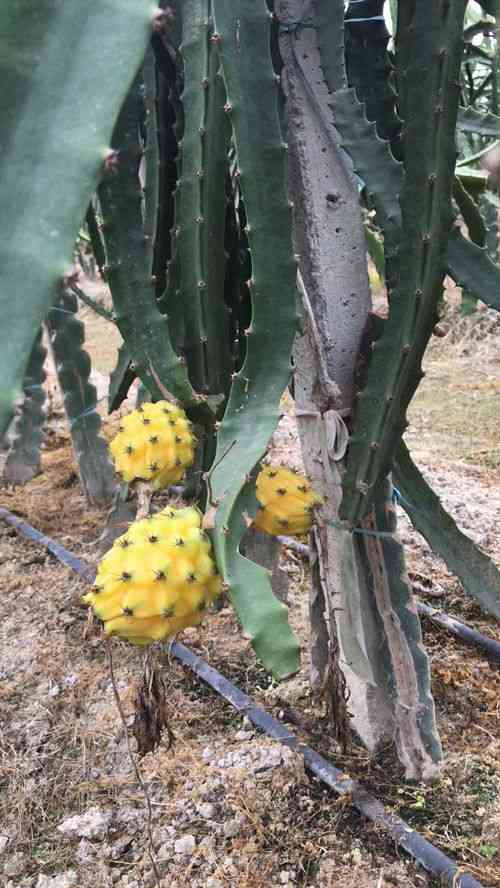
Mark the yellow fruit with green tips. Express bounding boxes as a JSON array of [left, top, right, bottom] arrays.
[[254, 465, 322, 537], [109, 400, 196, 490], [83, 506, 221, 645]]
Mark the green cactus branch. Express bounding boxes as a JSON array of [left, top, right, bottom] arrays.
[[0, 0, 155, 436], [447, 227, 500, 312], [332, 89, 403, 244], [314, 0, 346, 92], [46, 289, 115, 505], [340, 0, 467, 525], [97, 75, 216, 426], [143, 45, 160, 269], [345, 0, 402, 153], [173, 1, 230, 396], [457, 105, 500, 136], [453, 177, 487, 246], [360, 477, 442, 779], [209, 0, 300, 678], [393, 441, 500, 621], [108, 343, 136, 414], [3, 330, 47, 486]]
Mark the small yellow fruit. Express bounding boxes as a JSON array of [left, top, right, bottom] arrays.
[[109, 400, 196, 490], [254, 465, 322, 537], [83, 506, 221, 645]]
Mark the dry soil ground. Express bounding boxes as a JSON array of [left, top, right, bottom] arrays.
[[1, 300, 500, 888]]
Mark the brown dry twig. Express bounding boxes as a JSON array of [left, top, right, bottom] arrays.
[[105, 637, 162, 888]]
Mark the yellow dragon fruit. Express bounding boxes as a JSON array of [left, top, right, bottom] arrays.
[[109, 400, 196, 490], [83, 506, 221, 644], [254, 465, 322, 537]]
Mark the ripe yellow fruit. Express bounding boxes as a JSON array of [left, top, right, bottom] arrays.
[[109, 400, 196, 490], [83, 506, 221, 645], [254, 465, 322, 537]]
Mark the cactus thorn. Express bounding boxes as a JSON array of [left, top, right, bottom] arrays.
[[104, 149, 120, 172]]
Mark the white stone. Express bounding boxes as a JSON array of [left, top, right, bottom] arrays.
[[36, 871, 77, 888], [0, 836, 9, 854], [58, 806, 112, 840], [197, 802, 215, 819], [216, 743, 293, 773], [174, 835, 196, 855], [234, 730, 254, 741], [223, 817, 242, 838]]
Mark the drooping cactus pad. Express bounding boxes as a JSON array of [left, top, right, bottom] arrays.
[[83, 506, 221, 644], [109, 400, 196, 490], [254, 465, 322, 537]]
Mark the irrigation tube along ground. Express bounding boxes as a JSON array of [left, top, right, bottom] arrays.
[[278, 535, 500, 664], [0, 507, 488, 888]]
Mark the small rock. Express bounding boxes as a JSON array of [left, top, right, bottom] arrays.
[[234, 730, 253, 741], [76, 838, 96, 864], [216, 743, 293, 774], [223, 817, 242, 838], [197, 802, 215, 819], [206, 880, 223, 888], [174, 835, 196, 855], [202, 746, 214, 763], [115, 805, 141, 826], [0, 835, 9, 854], [58, 806, 112, 840], [35, 872, 78, 888], [157, 844, 172, 861]]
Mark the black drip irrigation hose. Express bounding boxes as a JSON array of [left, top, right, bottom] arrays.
[[417, 600, 500, 663], [0, 507, 489, 888], [278, 535, 500, 665]]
